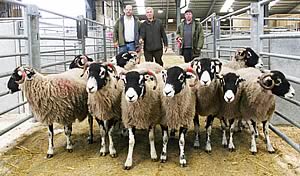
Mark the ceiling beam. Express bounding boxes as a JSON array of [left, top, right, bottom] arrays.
[[206, 0, 217, 17], [288, 3, 300, 13]]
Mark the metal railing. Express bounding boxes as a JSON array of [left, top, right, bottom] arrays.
[[0, 0, 116, 136], [200, 0, 300, 153]]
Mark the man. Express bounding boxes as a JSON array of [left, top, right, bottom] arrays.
[[139, 7, 168, 66], [113, 5, 140, 53], [176, 9, 204, 63]]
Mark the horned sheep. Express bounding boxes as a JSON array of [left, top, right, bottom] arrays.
[[160, 66, 197, 166], [7, 66, 90, 158], [119, 69, 162, 170]]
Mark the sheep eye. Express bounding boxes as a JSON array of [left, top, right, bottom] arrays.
[[178, 74, 184, 82], [274, 78, 282, 86]]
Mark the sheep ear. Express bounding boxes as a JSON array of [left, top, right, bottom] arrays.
[[238, 77, 246, 83]]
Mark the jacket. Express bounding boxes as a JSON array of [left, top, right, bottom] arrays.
[[140, 18, 168, 51], [176, 19, 204, 57], [113, 16, 140, 48]]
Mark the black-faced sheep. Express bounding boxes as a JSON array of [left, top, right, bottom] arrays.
[[160, 66, 197, 166], [236, 67, 295, 153], [7, 66, 90, 158], [82, 62, 125, 157], [190, 58, 223, 151], [224, 47, 263, 70], [69, 54, 93, 69], [119, 69, 162, 170]]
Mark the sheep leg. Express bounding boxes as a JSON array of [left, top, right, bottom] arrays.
[[179, 127, 187, 167], [193, 115, 200, 149], [46, 124, 54, 158], [228, 119, 236, 152], [247, 120, 257, 154], [251, 119, 259, 138], [107, 119, 117, 158], [160, 125, 168, 163], [262, 121, 275, 153], [149, 126, 158, 161], [96, 119, 108, 156], [87, 113, 93, 144], [64, 124, 73, 153], [205, 115, 214, 153], [124, 127, 135, 170], [220, 118, 228, 147]]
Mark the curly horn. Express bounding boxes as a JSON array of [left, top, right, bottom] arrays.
[[78, 55, 88, 68], [103, 62, 117, 76], [15, 67, 26, 84], [186, 66, 199, 87], [139, 69, 158, 90], [80, 61, 94, 77], [258, 73, 275, 90]]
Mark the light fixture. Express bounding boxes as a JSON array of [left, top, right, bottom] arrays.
[[220, 0, 235, 13], [158, 9, 164, 14], [168, 19, 174, 23], [136, 0, 145, 15], [180, 0, 190, 14]]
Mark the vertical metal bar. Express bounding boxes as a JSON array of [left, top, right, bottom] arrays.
[[176, 0, 181, 28], [26, 4, 40, 71], [62, 17, 67, 71], [216, 17, 221, 58], [250, 2, 264, 55], [211, 14, 216, 57], [77, 16, 86, 55], [103, 25, 107, 61], [229, 16, 232, 59]]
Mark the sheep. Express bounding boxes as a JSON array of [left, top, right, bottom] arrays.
[[160, 66, 197, 167], [190, 57, 224, 152], [119, 69, 162, 170], [7, 66, 90, 158], [69, 54, 93, 69], [214, 71, 246, 151], [235, 67, 295, 153], [82, 62, 124, 157], [223, 47, 264, 70]]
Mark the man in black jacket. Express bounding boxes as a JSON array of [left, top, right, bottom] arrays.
[[139, 7, 168, 66]]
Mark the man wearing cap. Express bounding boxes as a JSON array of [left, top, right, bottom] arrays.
[[176, 9, 204, 63]]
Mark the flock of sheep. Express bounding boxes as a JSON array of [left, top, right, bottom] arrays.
[[7, 48, 295, 170]]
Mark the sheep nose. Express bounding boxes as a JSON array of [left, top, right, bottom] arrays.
[[88, 87, 94, 91], [128, 95, 134, 100], [165, 91, 171, 95], [227, 97, 232, 101], [203, 80, 208, 84]]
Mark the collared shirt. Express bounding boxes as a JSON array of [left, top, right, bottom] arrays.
[[124, 16, 135, 42]]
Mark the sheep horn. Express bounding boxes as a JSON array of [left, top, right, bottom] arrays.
[[78, 55, 89, 68], [186, 66, 199, 87], [235, 48, 246, 61], [80, 61, 94, 77], [258, 73, 275, 90], [103, 62, 117, 76], [140, 70, 158, 90], [15, 68, 26, 84]]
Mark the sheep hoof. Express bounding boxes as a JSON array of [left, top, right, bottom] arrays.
[[180, 163, 187, 167], [46, 154, 53, 158], [205, 150, 212, 154], [223, 144, 228, 148], [151, 158, 158, 162], [268, 150, 275, 154], [110, 153, 118, 158], [229, 148, 235, 152], [251, 151, 257, 155], [100, 152, 107, 156], [123, 166, 132, 170], [67, 149, 73, 153], [160, 159, 167, 163]]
